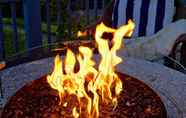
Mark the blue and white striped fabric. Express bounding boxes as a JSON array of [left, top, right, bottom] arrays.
[[112, 0, 175, 37]]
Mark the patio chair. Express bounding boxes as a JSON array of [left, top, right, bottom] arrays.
[[83, 0, 186, 72]]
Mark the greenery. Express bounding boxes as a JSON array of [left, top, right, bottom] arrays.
[[2, 18, 59, 57], [175, 0, 184, 6], [2, 18, 58, 33], [2, 0, 109, 57], [3, 27, 25, 57]]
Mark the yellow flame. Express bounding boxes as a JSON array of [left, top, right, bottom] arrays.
[[65, 49, 76, 74], [47, 20, 135, 118], [73, 107, 79, 118]]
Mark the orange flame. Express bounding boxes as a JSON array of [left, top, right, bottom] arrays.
[[77, 31, 87, 37], [47, 20, 135, 118]]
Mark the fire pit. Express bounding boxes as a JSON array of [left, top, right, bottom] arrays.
[[1, 20, 167, 118], [1, 73, 166, 118]]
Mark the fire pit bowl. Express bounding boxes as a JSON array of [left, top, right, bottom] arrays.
[[1, 72, 167, 118]]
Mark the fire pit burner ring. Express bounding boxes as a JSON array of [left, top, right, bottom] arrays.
[[1, 72, 167, 118]]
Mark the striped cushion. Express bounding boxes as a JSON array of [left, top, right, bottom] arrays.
[[112, 0, 175, 37]]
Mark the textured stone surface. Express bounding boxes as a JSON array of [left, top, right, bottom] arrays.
[[117, 57, 186, 118], [0, 56, 186, 118]]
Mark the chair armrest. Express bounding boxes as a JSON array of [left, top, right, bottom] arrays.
[[180, 35, 186, 67], [165, 33, 186, 72]]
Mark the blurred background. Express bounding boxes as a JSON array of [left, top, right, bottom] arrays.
[[0, 0, 185, 59]]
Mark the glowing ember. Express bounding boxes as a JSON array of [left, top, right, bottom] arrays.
[[47, 20, 135, 118]]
